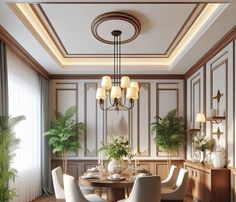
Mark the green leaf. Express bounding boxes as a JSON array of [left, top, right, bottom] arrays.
[[151, 109, 185, 153], [0, 115, 24, 201], [45, 106, 85, 168]]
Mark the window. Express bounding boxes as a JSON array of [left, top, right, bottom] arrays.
[[7, 48, 41, 202]]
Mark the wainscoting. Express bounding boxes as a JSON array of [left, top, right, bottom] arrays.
[[51, 159, 184, 181]]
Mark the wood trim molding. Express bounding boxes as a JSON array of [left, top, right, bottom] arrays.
[[55, 83, 79, 157], [185, 25, 236, 79], [210, 58, 228, 158], [0, 25, 50, 80], [84, 83, 98, 157], [156, 82, 180, 157], [24, 3, 204, 59], [50, 74, 185, 80], [137, 83, 151, 157]]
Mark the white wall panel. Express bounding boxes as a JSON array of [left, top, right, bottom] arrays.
[[84, 83, 97, 157], [206, 42, 234, 166], [50, 79, 185, 160], [186, 68, 204, 160]]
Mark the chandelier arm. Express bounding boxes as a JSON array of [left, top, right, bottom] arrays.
[[99, 98, 116, 111], [116, 34, 118, 86], [108, 91, 113, 106], [113, 34, 116, 86], [119, 98, 134, 110], [120, 89, 127, 106]]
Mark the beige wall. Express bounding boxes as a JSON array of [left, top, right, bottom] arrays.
[[50, 79, 185, 161]]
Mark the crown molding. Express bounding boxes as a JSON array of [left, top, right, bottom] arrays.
[[185, 25, 236, 79], [50, 74, 185, 80], [0, 25, 50, 80]]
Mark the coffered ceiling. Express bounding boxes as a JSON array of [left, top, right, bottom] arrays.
[[0, 0, 235, 74]]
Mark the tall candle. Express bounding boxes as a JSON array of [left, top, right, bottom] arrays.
[[98, 151, 101, 165]]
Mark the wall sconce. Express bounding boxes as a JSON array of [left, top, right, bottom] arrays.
[[196, 113, 206, 133]]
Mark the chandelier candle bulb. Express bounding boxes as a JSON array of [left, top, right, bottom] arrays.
[[126, 87, 138, 100], [130, 82, 139, 92], [102, 76, 112, 90], [96, 88, 106, 100], [111, 86, 122, 99], [121, 76, 131, 88]]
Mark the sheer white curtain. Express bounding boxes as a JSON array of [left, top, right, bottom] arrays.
[[7, 48, 41, 202]]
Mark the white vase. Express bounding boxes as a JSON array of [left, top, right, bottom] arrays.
[[107, 159, 124, 174], [213, 151, 225, 168]]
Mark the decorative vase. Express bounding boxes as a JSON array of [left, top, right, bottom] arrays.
[[107, 159, 124, 174], [213, 146, 226, 168], [199, 151, 206, 164]]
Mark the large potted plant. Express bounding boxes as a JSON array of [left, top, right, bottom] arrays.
[[45, 106, 85, 174], [151, 109, 185, 170], [0, 115, 25, 202]]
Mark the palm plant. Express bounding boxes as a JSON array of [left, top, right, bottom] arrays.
[[151, 109, 185, 170], [45, 106, 85, 174], [0, 115, 25, 202]]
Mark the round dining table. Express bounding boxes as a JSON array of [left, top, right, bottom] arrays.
[[79, 175, 134, 202]]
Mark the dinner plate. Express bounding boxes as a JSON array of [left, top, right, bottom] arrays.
[[87, 168, 99, 173], [107, 176, 125, 181], [81, 175, 98, 179]]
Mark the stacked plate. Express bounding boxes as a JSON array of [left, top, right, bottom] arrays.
[[131, 173, 148, 180], [107, 174, 125, 181], [81, 167, 99, 179], [81, 172, 98, 179], [87, 167, 99, 173]]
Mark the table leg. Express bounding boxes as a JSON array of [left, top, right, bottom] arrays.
[[107, 187, 126, 202]]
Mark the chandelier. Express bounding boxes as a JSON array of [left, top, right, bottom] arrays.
[[96, 30, 139, 111]]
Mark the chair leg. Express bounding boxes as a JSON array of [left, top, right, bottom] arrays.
[[95, 188, 103, 196]]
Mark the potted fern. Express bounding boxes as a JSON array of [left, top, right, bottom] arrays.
[[0, 115, 25, 202], [151, 109, 185, 170], [45, 106, 85, 174]]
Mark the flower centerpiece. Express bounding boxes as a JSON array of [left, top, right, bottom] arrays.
[[193, 135, 214, 163], [99, 136, 132, 174]]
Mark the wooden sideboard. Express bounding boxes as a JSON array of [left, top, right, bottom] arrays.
[[184, 161, 230, 202], [52, 159, 184, 181]]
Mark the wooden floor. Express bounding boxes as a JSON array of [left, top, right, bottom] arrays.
[[31, 196, 63, 202]]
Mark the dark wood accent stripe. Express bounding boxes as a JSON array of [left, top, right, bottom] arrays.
[[185, 25, 236, 79], [0, 25, 50, 79], [50, 74, 185, 80]]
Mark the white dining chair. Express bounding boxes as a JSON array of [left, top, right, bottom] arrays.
[[161, 165, 178, 188], [52, 167, 65, 199], [118, 176, 161, 202], [52, 167, 94, 199], [63, 174, 106, 202], [161, 168, 188, 202]]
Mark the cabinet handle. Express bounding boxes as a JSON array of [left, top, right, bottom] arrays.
[[192, 170, 194, 176], [195, 171, 197, 177]]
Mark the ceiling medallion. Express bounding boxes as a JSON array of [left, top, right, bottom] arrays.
[[93, 12, 141, 112], [91, 12, 141, 44]]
